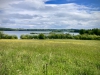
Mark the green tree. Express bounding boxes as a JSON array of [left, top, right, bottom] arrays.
[[38, 33, 45, 39], [79, 29, 85, 35]]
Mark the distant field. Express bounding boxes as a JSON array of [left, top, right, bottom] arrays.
[[0, 39, 100, 75]]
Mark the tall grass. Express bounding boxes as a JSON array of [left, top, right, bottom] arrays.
[[0, 39, 100, 75]]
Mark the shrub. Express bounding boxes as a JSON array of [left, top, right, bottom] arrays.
[[0, 32, 18, 39], [0, 31, 4, 39], [33, 35, 38, 39], [38, 33, 45, 39], [11, 35, 18, 39], [20, 35, 27, 39], [74, 35, 80, 39], [65, 33, 74, 39], [20, 35, 32, 39]]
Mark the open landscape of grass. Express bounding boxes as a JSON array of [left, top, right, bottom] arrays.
[[0, 39, 100, 75]]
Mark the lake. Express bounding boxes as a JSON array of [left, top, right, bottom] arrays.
[[3, 31, 79, 39]]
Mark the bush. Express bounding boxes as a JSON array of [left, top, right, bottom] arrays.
[[65, 33, 74, 39], [48, 33, 56, 39], [20, 35, 32, 39], [74, 35, 80, 39], [33, 35, 38, 39], [0, 31, 4, 39], [0, 32, 18, 39], [38, 33, 45, 39], [48, 33, 66, 39], [11, 35, 18, 39]]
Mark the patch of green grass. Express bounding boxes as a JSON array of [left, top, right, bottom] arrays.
[[0, 39, 100, 75]]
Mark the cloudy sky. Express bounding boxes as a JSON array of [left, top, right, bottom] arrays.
[[0, 0, 100, 29]]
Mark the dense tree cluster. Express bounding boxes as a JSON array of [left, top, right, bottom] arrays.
[[79, 28, 100, 35]]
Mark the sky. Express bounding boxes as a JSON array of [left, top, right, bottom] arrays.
[[0, 0, 100, 29]]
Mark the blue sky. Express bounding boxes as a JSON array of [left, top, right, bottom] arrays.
[[46, 0, 100, 7], [0, 0, 100, 29], [46, 0, 100, 5]]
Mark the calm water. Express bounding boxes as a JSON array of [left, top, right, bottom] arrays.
[[3, 31, 79, 39]]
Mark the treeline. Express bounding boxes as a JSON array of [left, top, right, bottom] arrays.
[[0, 32, 18, 39], [80, 28, 100, 35], [0, 28, 16, 31], [20, 33, 100, 40], [0, 27, 79, 32]]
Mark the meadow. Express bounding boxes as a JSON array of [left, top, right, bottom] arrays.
[[0, 39, 100, 75]]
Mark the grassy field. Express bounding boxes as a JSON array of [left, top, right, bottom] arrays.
[[0, 39, 100, 75]]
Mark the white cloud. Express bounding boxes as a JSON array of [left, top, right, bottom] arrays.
[[0, 0, 100, 29], [0, 0, 23, 8]]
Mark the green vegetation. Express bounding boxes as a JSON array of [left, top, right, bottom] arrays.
[[80, 28, 100, 35], [1, 28, 100, 40], [20, 33, 100, 40], [0, 32, 18, 39], [0, 39, 100, 75], [38, 33, 45, 39]]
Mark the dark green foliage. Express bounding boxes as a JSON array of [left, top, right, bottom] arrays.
[[79, 28, 100, 35], [79, 29, 86, 35], [38, 33, 45, 39]]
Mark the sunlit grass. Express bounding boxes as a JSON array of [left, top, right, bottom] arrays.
[[0, 39, 100, 75]]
